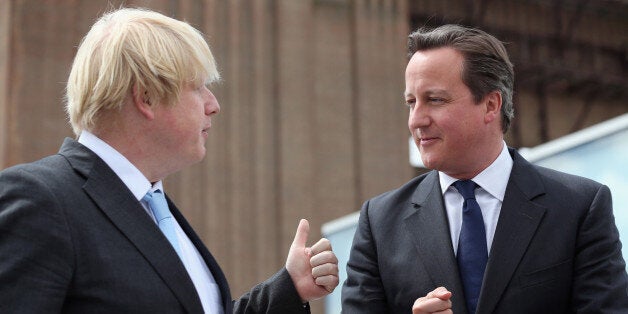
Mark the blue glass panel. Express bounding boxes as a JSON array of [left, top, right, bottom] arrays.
[[534, 128, 628, 267], [324, 224, 357, 314]]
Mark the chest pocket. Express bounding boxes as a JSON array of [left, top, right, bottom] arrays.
[[518, 258, 572, 288]]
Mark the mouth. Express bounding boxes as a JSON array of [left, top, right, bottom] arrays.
[[415, 134, 439, 146]]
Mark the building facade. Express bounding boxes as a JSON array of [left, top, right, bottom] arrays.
[[1, 1, 626, 312]]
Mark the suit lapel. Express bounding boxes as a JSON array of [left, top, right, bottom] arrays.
[[403, 171, 467, 313], [59, 139, 205, 313], [477, 149, 547, 314], [168, 198, 233, 313]]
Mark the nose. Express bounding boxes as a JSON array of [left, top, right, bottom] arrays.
[[205, 89, 220, 116], [408, 101, 430, 130]]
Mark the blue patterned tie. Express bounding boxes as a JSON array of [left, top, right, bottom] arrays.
[[143, 190, 183, 260], [454, 180, 487, 314]]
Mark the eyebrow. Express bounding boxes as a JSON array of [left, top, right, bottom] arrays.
[[425, 88, 449, 95], [404, 89, 450, 98]]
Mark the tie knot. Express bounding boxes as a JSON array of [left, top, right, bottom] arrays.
[[142, 189, 171, 222], [143, 189, 163, 199], [453, 180, 478, 200]]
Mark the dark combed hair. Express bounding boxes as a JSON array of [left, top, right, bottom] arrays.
[[408, 25, 514, 133]]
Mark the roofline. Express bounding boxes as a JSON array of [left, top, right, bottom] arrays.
[[518, 113, 628, 162]]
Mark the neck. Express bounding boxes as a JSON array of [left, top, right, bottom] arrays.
[[447, 139, 504, 180], [92, 116, 168, 183]]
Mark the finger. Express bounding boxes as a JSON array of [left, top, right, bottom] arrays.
[[426, 287, 451, 300], [290, 219, 310, 249], [309, 237, 332, 256], [310, 251, 338, 268], [311, 262, 339, 278], [412, 296, 451, 313], [314, 274, 339, 292], [313, 273, 339, 286]]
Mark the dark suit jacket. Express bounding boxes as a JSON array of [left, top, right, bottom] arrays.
[[342, 148, 628, 313], [0, 138, 307, 314]]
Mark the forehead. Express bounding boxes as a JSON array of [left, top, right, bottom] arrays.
[[405, 47, 465, 92]]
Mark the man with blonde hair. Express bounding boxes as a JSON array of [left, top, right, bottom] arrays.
[[0, 8, 338, 313]]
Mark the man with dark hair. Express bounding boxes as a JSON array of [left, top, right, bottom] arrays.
[[341, 24, 627, 314]]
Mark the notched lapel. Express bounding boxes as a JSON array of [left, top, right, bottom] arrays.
[[62, 139, 204, 314], [167, 197, 233, 312], [403, 171, 467, 313], [477, 150, 547, 314]]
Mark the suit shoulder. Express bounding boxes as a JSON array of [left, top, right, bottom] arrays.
[[510, 150, 607, 199], [0, 154, 75, 187], [532, 163, 605, 193], [370, 173, 429, 201], [512, 161, 611, 214], [361, 172, 433, 217]]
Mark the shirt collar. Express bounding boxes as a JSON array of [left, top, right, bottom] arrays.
[[439, 142, 513, 201], [78, 130, 163, 200]]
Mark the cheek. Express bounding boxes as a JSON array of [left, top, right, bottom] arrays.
[[449, 117, 483, 147]]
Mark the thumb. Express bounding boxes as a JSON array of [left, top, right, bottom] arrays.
[[430, 287, 452, 300], [291, 219, 310, 249]]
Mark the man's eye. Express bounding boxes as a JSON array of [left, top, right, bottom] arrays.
[[429, 97, 445, 103], [405, 99, 415, 109]]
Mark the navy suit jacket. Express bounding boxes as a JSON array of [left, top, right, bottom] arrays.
[[342, 148, 628, 313], [0, 138, 306, 313]]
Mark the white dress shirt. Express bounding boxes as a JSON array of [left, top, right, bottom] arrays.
[[79, 131, 223, 314], [439, 142, 513, 256]]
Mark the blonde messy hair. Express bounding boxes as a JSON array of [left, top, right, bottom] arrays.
[[65, 8, 220, 135]]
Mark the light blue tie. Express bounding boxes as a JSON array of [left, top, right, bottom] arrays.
[[143, 190, 183, 260]]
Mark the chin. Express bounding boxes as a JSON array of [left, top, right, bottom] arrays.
[[181, 150, 206, 167], [420, 155, 438, 170], [190, 154, 205, 164], [195, 148, 207, 162]]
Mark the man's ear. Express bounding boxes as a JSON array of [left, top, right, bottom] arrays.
[[132, 85, 155, 120], [484, 90, 502, 124]]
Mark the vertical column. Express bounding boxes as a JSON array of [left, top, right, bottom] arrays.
[[5, 1, 80, 166], [250, 0, 282, 286], [354, 0, 412, 200], [224, 0, 259, 294], [0, 0, 10, 168], [275, 0, 316, 259], [312, 0, 356, 243]]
